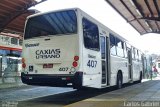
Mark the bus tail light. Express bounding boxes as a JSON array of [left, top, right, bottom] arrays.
[[72, 56, 79, 67], [72, 61, 78, 67], [22, 58, 26, 68], [66, 77, 71, 80], [74, 56, 79, 61]]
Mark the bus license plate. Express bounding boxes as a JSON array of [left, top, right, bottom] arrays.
[[43, 64, 53, 68]]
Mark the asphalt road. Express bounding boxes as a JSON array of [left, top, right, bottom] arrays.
[[0, 85, 74, 107], [0, 85, 117, 107]]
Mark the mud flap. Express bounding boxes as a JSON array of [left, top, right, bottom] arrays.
[[73, 72, 83, 89]]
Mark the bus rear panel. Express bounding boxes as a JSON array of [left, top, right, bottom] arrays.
[[21, 9, 82, 87]]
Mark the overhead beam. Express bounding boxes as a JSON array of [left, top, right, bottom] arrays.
[[106, 0, 160, 35], [18, 0, 30, 5], [144, 0, 154, 16], [132, 0, 155, 32], [132, 0, 145, 17], [120, 0, 147, 33], [153, 0, 160, 31], [7, 26, 24, 32], [144, 0, 155, 32], [8, 22, 24, 28], [3, 29, 23, 35], [106, 0, 143, 35], [140, 17, 160, 21], [129, 16, 160, 22], [105, 0, 128, 21], [0, 0, 47, 33], [155, 22, 160, 31], [153, 0, 160, 16], [0, 2, 17, 11], [0, 10, 34, 32], [6, 0, 24, 8], [147, 31, 160, 34]]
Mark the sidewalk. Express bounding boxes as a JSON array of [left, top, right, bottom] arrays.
[[0, 76, 26, 89], [1, 77, 160, 107], [153, 74, 160, 80], [142, 73, 160, 81], [65, 79, 160, 107], [0, 82, 26, 89]]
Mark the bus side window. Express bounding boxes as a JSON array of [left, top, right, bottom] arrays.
[[109, 34, 117, 55], [116, 37, 124, 57], [139, 52, 142, 61], [124, 43, 127, 58], [100, 36, 105, 59], [132, 47, 135, 60], [137, 50, 139, 61], [83, 18, 100, 51], [136, 50, 139, 61]]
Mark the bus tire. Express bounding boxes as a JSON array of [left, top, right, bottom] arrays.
[[116, 72, 123, 89]]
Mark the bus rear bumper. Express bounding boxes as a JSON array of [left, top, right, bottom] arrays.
[[21, 72, 83, 88]]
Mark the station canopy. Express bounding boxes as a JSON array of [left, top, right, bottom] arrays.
[[0, 0, 46, 36], [106, 0, 160, 35]]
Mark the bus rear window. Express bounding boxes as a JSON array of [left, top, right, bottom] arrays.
[[24, 10, 77, 39]]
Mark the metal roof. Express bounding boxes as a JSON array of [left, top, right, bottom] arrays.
[[0, 0, 46, 35], [106, 0, 160, 35]]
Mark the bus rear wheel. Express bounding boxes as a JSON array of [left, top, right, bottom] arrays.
[[117, 73, 122, 89]]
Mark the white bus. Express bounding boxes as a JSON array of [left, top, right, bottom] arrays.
[[21, 8, 144, 89]]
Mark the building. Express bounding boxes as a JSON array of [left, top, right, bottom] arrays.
[[0, 32, 22, 83]]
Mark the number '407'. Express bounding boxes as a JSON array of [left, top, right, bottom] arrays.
[[87, 60, 97, 68]]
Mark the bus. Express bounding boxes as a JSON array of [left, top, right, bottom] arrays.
[[21, 8, 144, 89]]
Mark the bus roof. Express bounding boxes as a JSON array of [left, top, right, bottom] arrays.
[[27, 8, 79, 20], [26, 8, 127, 42], [26, 8, 141, 52]]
